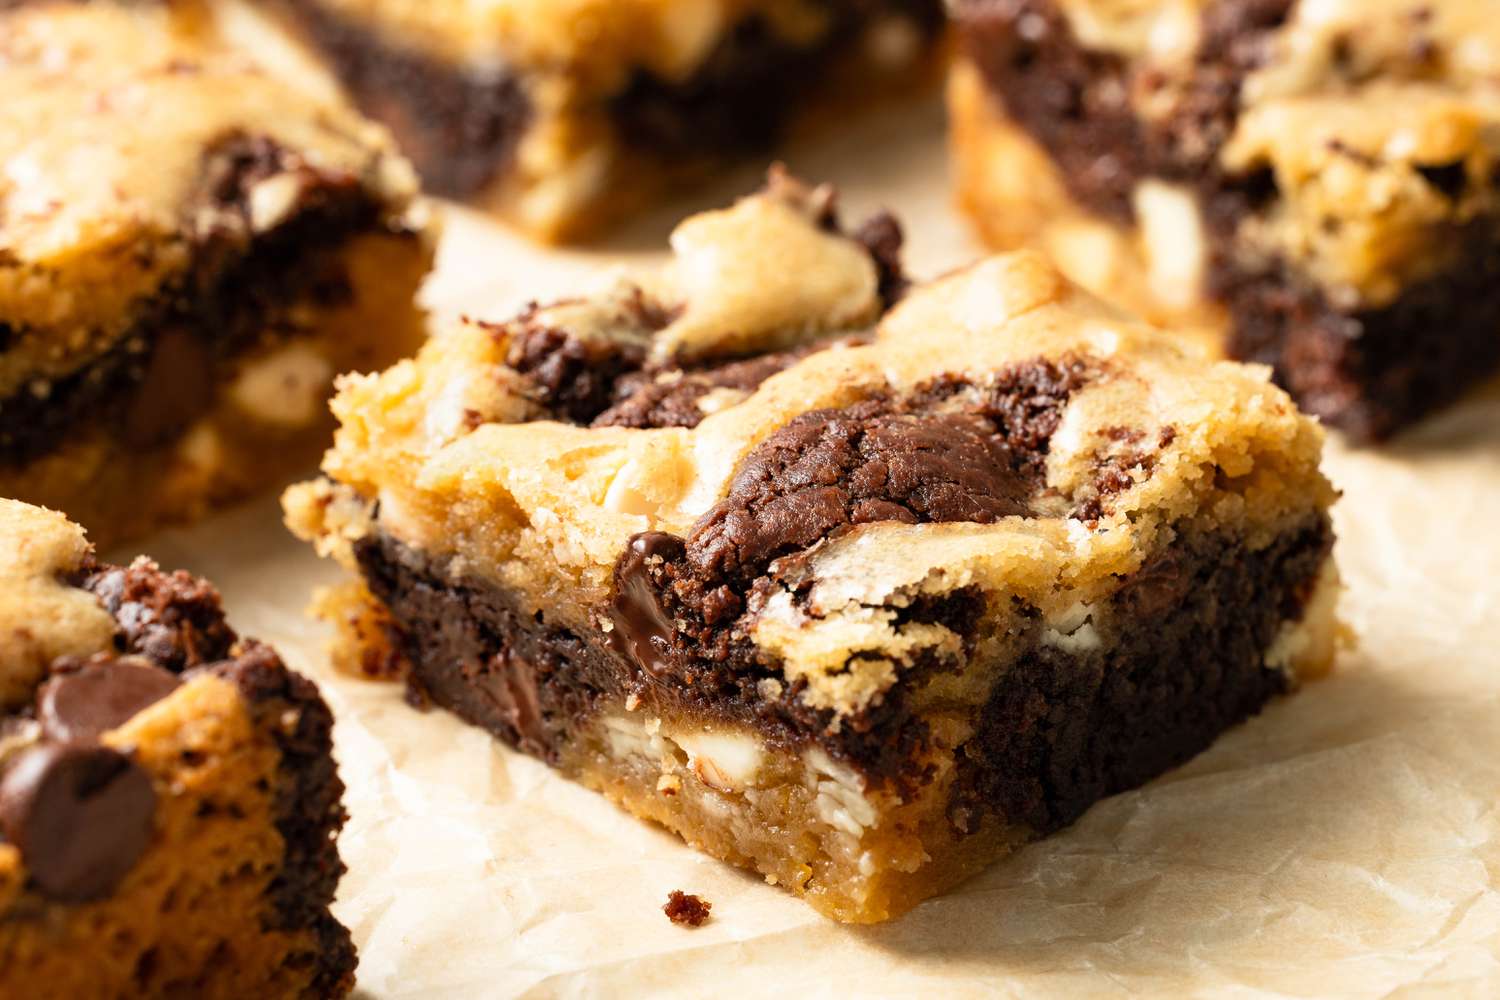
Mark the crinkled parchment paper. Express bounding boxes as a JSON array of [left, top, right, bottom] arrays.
[[135, 99, 1500, 998]]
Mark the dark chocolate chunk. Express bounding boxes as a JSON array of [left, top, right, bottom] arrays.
[[688, 400, 1038, 584], [608, 532, 687, 678], [662, 890, 712, 927], [472, 648, 548, 758], [37, 657, 183, 745], [121, 327, 216, 448], [283, 1, 532, 199], [0, 743, 156, 902]]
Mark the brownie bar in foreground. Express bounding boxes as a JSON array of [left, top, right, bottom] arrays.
[[0, 2, 432, 548], [286, 177, 1340, 923], [950, 0, 1500, 440], [0, 500, 353, 998], [273, 0, 945, 240]]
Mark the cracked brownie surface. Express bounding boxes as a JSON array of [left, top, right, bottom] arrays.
[[0, 2, 432, 547], [0, 500, 354, 998], [951, 0, 1500, 439], [286, 175, 1340, 922], [272, 0, 945, 240]]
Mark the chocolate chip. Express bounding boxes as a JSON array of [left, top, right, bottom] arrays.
[[37, 658, 183, 745], [477, 648, 548, 759], [0, 744, 156, 901], [123, 327, 216, 448], [608, 532, 686, 676]]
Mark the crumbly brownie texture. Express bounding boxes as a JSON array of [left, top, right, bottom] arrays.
[[663, 890, 712, 927], [274, 0, 945, 240], [0, 3, 431, 548], [950, 0, 1500, 440], [285, 179, 1340, 923], [0, 500, 353, 998]]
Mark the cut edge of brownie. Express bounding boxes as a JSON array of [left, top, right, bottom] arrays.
[[353, 509, 1332, 819]]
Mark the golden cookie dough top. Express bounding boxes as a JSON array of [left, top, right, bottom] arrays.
[[300, 0, 840, 89], [1053, 0, 1500, 306], [288, 179, 1334, 711], [0, 2, 420, 398], [0, 500, 116, 709]]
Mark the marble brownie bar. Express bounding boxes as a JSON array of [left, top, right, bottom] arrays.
[[0, 2, 432, 549], [950, 0, 1500, 441], [284, 176, 1340, 923], [0, 499, 353, 998], [270, 0, 945, 241]]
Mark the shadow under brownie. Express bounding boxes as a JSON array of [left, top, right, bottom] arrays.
[[950, 0, 1500, 441], [285, 175, 1341, 923], [0, 2, 432, 548]]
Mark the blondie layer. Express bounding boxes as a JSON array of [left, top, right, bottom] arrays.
[[951, 0, 1500, 440], [272, 0, 945, 240], [0, 500, 353, 998], [0, 2, 432, 548], [286, 177, 1340, 923]]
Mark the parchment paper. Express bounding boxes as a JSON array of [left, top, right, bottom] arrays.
[[137, 98, 1500, 998]]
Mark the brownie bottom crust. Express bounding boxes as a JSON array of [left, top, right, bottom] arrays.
[[337, 514, 1334, 922]]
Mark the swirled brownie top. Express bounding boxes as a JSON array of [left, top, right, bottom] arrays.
[[0, 2, 422, 399], [289, 174, 1334, 719], [963, 0, 1500, 307]]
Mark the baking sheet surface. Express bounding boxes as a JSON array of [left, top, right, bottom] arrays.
[[138, 98, 1500, 999]]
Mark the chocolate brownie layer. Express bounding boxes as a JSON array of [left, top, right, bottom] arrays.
[[610, 1, 945, 156], [955, 0, 1499, 439], [953, 517, 1330, 835], [1221, 220, 1500, 441], [354, 512, 1330, 831], [285, 0, 532, 198], [0, 134, 400, 468]]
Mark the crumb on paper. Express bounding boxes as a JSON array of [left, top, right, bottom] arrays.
[[663, 890, 712, 927]]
